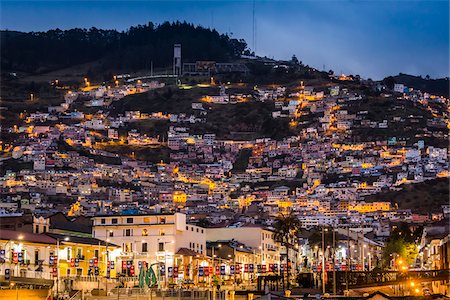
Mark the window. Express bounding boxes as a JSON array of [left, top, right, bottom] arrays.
[[109, 231, 114, 237], [124, 243, 132, 252], [159, 229, 165, 236], [196, 228, 199, 233], [186, 226, 189, 230], [76, 268, 82, 276], [126, 218, 133, 224], [159, 217, 166, 224], [35, 225, 39, 233], [143, 217, 151, 223], [142, 229, 148, 236], [94, 250, 99, 258], [158, 242, 164, 252], [201, 229, 204, 233], [191, 227, 194, 232], [142, 243, 148, 253], [76, 248, 82, 258], [112, 218, 118, 224], [125, 229, 132, 237], [101, 218, 106, 224], [34, 250, 39, 264], [43, 226, 47, 233], [67, 248, 72, 260]]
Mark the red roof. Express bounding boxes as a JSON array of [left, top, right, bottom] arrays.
[[175, 248, 203, 257], [0, 230, 57, 245]]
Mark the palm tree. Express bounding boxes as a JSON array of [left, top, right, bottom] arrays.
[[273, 211, 300, 288]]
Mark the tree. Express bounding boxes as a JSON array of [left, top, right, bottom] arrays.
[[383, 76, 396, 89], [273, 211, 300, 287], [291, 55, 299, 65], [381, 238, 418, 269], [197, 218, 211, 228]]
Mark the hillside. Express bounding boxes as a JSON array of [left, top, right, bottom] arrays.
[[383, 74, 449, 98], [365, 178, 449, 213], [1, 21, 248, 75], [111, 84, 294, 140]]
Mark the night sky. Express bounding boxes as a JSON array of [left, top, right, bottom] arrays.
[[1, 0, 448, 80]]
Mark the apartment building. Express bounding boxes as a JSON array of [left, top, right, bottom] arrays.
[[92, 213, 206, 281]]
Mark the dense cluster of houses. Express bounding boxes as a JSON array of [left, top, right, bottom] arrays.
[[0, 76, 448, 294]]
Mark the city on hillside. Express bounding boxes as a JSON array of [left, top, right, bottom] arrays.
[[0, 2, 449, 300]]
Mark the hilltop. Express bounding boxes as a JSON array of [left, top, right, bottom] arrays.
[[0, 21, 248, 75], [383, 73, 449, 98]]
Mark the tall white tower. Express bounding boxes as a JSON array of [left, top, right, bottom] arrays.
[[173, 44, 182, 76]]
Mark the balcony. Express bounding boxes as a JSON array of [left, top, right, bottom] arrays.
[[0, 270, 54, 287]]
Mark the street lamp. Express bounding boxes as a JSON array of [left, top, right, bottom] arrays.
[[211, 244, 221, 287], [56, 237, 69, 299], [321, 226, 327, 294]]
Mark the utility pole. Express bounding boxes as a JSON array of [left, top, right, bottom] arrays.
[[56, 239, 59, 300], [234, 246, 237, 290], [346, 225, 350, 292], [332, 226, 336, 296], [105, 231, 110, 296], [361, 225, 365, 272], [97, 241, 101, 291], [321, 226, 326, 294]]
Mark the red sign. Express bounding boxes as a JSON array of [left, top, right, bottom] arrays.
[[130, 265, 135, 276], [70, 258, 75, 267], [174, 267, 178, 278], [204, 267, 209, 276], [94, 258, 98, 266], [52, 267, 58, 277], [235, 264, 241, 275], [215, 266, 220, 275], [262, 265, 267, 273], [244, 264, 249, 273]]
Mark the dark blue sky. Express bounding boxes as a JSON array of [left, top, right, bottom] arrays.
[[1, 0, 448, 80]]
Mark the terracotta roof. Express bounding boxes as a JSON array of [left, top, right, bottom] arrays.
[[0, 230, 57, 245], [176, 248, 203, 257], [45, 233, 119, 247]]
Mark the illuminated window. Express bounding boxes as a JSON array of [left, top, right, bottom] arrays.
[[159, 217, 166, 224], [159, 229, 165, 236], [143, 217, 151, 223], [142, 229, 148, 236]]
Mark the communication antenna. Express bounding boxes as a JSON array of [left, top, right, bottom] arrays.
[[252, 0, 257, 55]]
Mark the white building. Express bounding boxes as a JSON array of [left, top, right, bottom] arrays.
[[92, 213, 206, 281], [394, 83, 405, 93], [206, 226, 281, 265]]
